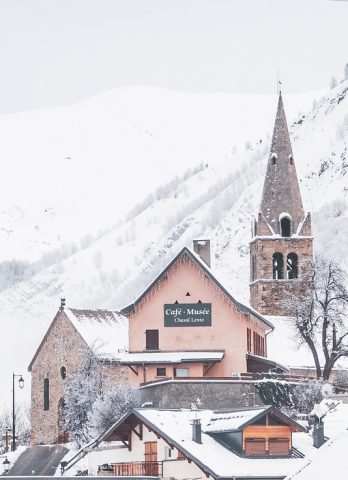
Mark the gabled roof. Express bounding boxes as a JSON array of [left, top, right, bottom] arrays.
[[28, 308, 128, 371], [67, 308, 128, 358], [122, 246, 273, 329], [100, 407, 312, 480], [204, 405, 305, 433]]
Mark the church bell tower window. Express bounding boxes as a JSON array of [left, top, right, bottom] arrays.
[[272, 253, 284, 280], [280, 217, 291, 237], [287, 253, 298, 279]]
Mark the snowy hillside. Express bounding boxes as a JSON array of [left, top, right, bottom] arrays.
[[1, 82, 348, 407]]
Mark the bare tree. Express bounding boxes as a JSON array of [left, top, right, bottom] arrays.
[[284, 256, 348, 380]]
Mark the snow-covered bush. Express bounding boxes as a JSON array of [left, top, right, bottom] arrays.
[[89, 384, 140, 437], [333, 370, 348, 393], [291, 381, 323, 414], [64, 349, 139, 446], [255, 379, 323, 415], [64, 349, 102, 446]]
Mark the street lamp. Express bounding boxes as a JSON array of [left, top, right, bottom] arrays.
[[2, 457, 11, 475], [12, 374, 24, 452]]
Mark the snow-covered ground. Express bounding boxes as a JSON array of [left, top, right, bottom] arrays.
[[1, 81, 348, 408]]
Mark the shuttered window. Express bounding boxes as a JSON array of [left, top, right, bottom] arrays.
[[253, 332, 265, 357], [247, 328, 252, 353], [146, 330, 159, 350], [269, 438, 290, 456], [245, 438, 266, 456]]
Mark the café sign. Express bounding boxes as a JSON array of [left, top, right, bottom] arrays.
[[164, 303, 212, 327]]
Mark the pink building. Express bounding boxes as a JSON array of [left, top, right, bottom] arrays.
[[121, 241, 279, 387]]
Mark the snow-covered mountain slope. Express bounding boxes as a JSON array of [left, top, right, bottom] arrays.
[[1, 82, 347, 407]]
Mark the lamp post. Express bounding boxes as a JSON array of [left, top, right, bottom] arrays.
[[12, 373, 24, 452], [4, 427, 11, 453], [1, 457, 11, 475]]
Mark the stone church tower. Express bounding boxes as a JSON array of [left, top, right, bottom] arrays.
[[250, 93, 313, 316]]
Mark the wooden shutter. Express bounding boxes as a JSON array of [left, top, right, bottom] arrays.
[[269, 438, 290, 456], [146, 330, 159, 350], [247, 328, 251, 353], [245, 438, 266, 456]]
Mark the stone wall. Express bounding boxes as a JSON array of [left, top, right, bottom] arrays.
[[250, 236, 313, 315], [139, 381, 262, 409], [30, 311, 127, 445]]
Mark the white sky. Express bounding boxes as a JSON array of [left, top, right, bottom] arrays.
[[0, 0, 347, 112]]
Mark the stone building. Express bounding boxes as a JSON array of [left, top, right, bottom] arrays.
[[28, 307, 128, 445], [250, 93, 313, 315]]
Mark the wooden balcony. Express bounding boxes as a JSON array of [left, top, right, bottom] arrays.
[[110, 461, 162, 477]]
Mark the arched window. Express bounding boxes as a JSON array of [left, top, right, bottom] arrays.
[[280, 217, 291, 237], [289, 154, 294, 165], [287, 253, 298, 279], [273, 253, 284, 279], [271, 153, 277, 166]]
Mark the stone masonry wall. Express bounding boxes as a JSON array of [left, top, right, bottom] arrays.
[[250, 237, 313, 315], [139, 381, 262, 409], [30, 312, 127, 445]]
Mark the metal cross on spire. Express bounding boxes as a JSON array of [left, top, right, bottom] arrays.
[[276, 70, 282, 94]]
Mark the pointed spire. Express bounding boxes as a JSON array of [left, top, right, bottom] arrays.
[[259, 93, 305, 235]]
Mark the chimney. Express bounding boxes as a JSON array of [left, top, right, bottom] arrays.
[[193, 239, 211, 267], [60, 298, 66, 311], [313, 420, 325, 448], [192, 418, 202, 444]]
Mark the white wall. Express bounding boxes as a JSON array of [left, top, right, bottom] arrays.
[[86, 426, 205, 479]]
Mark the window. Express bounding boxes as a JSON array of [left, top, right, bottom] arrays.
[[146, 330, 159, 350], [253, 332, 265, 357], [280, 217, 291, 237], [287, 253, 298, 279], [156, 367, 166, 377], [44, 378, 49, 411], [251, 255, 256, 281], [247, 328, 252, 353], [174, 368, 189, 377], [245, 438, 266, 456], [60, 366, 66, 380], [289, 154, 294, 165], [272, 252, 284, 279], [271, 153, 277, 166]]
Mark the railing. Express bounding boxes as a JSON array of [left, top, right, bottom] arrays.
[[111, 461, 162, 476], [140, 372, 311, 386]]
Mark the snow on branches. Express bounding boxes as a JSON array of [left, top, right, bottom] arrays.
[[63, 348, 139, 447], [282, 256, 348, 380]]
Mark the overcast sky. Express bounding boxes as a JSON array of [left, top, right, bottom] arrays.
[[0, 0, 347, 113]]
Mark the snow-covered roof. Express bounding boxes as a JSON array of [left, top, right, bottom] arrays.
[[285, 400, 348, 480], [204, 407, 267, 432], [103, 407, 315, 479], [66, 308, 128, 359], [120, 350, 224, 365]]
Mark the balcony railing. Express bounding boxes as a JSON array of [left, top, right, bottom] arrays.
[[111, 461, 162, 477]]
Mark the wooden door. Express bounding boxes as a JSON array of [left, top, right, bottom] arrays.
[[144, 441, 158, 475]]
